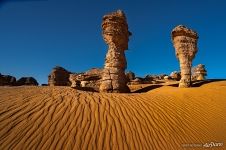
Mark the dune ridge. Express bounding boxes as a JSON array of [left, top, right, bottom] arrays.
[[0, 81, 226, 149]]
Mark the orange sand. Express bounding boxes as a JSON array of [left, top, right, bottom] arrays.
[[0, 81, 225, 149]]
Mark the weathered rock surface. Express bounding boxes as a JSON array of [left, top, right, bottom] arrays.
[[192, 64, 207, 80], [16, 77, 38, 86], [170, 71, 181, 81], [0, 73, 16, 86], [48, 66, 71, 86], [129, 77, 144, 85], [69, 68, 103, 91], [171, 25, 198, 88], [126, 71, 135, 81], [99, 10, 131, 93]]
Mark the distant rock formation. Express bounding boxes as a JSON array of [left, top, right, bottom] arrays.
[[170, 71, 181, 81], [171, 25, 198, 88], [99, 10, 132, 93], [192, 64, 207, 80], [0, 73, 16, 86], [69, 68, 102, 91], [16, 77, 38, 86], [126, 71, 135, 81], [48, 66, 71, 86], [129, 77, 144, 85]]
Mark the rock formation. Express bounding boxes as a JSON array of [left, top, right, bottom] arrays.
[[0, 73, 16, 86], [69, 68, 102, 91], [126, 71, 135, 81], [16, 77, 38, 86], [170, 71, 181, 81], [192, 64, 207, 80], [99, 10, 131, 93], [48, 66, 71, 86], [171, 25, 198, 88]]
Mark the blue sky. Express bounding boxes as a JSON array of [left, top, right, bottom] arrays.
[[0, 0, 225, 84]]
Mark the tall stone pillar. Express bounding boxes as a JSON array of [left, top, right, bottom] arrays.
[[99, 10, 131, 93], [171, 25, 198, 88]]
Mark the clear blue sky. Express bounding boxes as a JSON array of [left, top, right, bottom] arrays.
[[0, 0, 225, 84]]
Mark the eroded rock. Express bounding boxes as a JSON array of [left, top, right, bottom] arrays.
[[0, 74, 16, 86], [192, 64, 207, 80], [16, 77, 38, 86], [99, 10, 131, 93], [48, 66, 71, 86], [171, 25, 198, 88]]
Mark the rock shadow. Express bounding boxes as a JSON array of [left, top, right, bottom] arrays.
[[132, 85, 163, 93], [192, 79, 226, 87]]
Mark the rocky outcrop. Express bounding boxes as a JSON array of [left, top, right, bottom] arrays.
[[170, 71, 181, 81], [69, 68, 103, 91], [126, 71, 135, 81], [16, 77, 38, 86], [48, 66, 71, 86], [192, 64, 207, 80], [0, 73, 16, 86], [171, 25, 198, 88], [99, 10, 131, 93], [129, 77, 144, 85]]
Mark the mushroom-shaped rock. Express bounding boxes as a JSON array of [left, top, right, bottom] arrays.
[[99, 10, 131, 93], [48, 66, 71, 86], [192, 64, 207, 80], [171, 25, 199, 88]]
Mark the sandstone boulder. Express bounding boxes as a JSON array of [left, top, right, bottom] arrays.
[[0, 74, 16, 86], [16, 77, 38, 86], [48, 66, 71, 86]]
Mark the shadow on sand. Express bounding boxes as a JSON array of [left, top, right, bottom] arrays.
[[132, 85, 163, 93], [192, 79, 226, 87], [167, 79, 226, 88]]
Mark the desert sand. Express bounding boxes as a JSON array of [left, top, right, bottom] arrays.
[[0, 80, 225, 149]]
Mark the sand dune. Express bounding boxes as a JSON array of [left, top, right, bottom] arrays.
[[0, 81, 225, 149]]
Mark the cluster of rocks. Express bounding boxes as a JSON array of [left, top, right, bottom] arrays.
[[46, 11, 207, 92], [171, 25, 199, 88], [69, 68, 102, 91], [169, 71, 181, 81], [48, 66, 103, 91], [0, 73, 38, 86]]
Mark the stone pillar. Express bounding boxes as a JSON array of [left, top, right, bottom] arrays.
[[171, 25, 198, 88], [99, 10, 131, 93]]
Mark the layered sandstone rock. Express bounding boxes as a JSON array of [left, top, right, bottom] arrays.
[[192, 64, 207, 80], [171, 25, 198, 88], [16, 77, 38, 86], [0, 73, 16, 86], [48, 66, 71, 86], [99, 10, 131, 93], [69, 68, 102, 91]]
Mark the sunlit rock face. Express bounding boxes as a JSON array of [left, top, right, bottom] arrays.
[[171, 25, 198, 88], [192, 64, 207, 81], [48, 66, 71, 86], [100, 10, 132, 93]]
